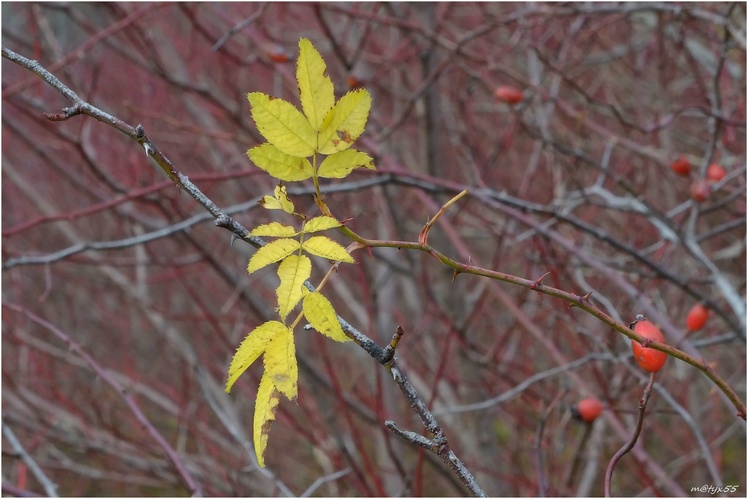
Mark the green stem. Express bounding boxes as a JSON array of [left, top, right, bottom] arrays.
[[337, 226, 746, 420]]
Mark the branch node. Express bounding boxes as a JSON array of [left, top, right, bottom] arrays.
[[384, 420, 436, 451], [381, 326, 404, 363], [215, 214, 231, 228], [418, 189, 469, 246], [43, 105, 81, 121]]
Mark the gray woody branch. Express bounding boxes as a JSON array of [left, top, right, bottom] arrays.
[[2, 46, 488, 496]]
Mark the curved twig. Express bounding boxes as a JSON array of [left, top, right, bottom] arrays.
[[604, 373, 656, 496]]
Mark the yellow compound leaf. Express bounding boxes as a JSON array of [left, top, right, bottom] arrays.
[[276, 255, 311, 322], [302, 215, 341, 233], [250, 222, 298, 238], [247, 239, 301, 274], [297, 38, 335, 131], [317, 149, 375, 179], [302, 292, 350, 342], [225, 321, 285, 393], [248, 144, 314, 181], [253, 371, 281, 468], [247, 92, 316, 158], [302, 236, 354, 263], [263, 325, 298, 399], [318, 89, 371, 155]]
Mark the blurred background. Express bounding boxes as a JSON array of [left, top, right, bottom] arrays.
[[2, 3, 745, 496]]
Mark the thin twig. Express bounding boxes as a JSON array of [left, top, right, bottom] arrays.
[[2, 420, 59, 497], [300, 468, 351, 497], [604, 373, 656, 497], [4, 304, 203, 497], [383, 328, 487, 497], [211, 4, 268, 52]]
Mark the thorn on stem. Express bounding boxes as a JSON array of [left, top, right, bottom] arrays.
[[529, 271, 550, 307], [700, 358, 714, 374], [529, 271, 551, 290]]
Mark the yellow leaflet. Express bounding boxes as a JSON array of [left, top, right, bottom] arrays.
[[225, 320, 285, 393], [274, 185, 295, 214], [318, 89, 371, 155], [247, 239, 301, 274], [302, 236, 354, 263], [263, 325, 298, 399], [248, 144, 314, 182], [302, 292, 350, 342], [253, 371, 281, 468], [247, 92, 316, 158], [317, 149, 375, 179], [258, 195, 283, 210], [297, 38, 335, 131], [276, 255, 311, 322], [250, 222, 298, 238], [302, 215, 341, 233]]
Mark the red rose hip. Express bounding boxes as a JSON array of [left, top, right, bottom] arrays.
[[686, 303, 709, 332], [574, 398, 603, 423], [630, 316, 667, 373], [706, 163, 727, 182], [671, 156, 690, 176], [690, 179, 711, 202], [495, 86, 524, 104]]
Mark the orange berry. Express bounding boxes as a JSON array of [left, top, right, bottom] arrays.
[[574, 398, 603, 423], [495, 85, 524, 104], [686, 303, 709, 332], [347, 76, 364, 89], [690, 179, 711, 202], [267, 45, 289, 63], [706, 163, 727, 182], [630, 317, 667, 373], [671, 156, 691, 176]]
